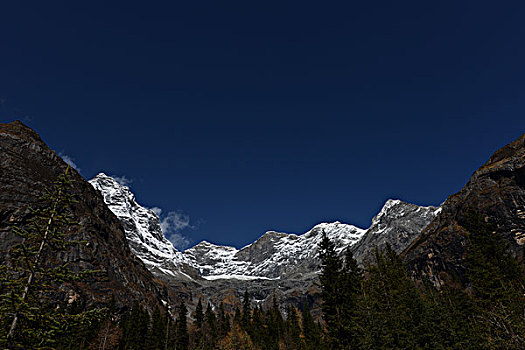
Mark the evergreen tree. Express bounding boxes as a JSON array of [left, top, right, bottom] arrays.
[[318, 231, 363, 348], [217, 302, 230, 338], [359, 245, 424, 349], [145, 306, 167, 350], [417, 284, 477, 349], [202, 302, 217, 349], [461, 209, 522, 303], [318, 231, 342, 336], [241, 290, 251, 331], [301, 303, 321, 350], [285, 305, 301, 349], [249, 305, 265, 348], [175, 301, 189, 350], [195, 298, 204, 332], [266, 295, 284, 350], [205, 303, 216, 333], [339, 247, 363, 348], [233, 306, 241, 326], [165, 310, 178, 350], [120, 302, 149, 350], [192, 298, 204, 349], [0, 167, 104, 349], [318, 231, 343, 330]]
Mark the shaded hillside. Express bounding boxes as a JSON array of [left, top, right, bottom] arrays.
[[403, 133, 525, 287], [0, 121, 173, 312]]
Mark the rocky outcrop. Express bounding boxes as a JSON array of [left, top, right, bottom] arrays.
[[0, 121, 174, 312], [403, 133, 525, 287], [353, 199, 440, 263]]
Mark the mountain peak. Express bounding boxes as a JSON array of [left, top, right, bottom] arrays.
[[373, 198, 404, 221], [92, 173, 131, 189], [0, 120, 45, 145], [89, 174, 194, 278]]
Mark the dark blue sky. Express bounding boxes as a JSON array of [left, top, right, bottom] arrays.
[[1, 1, 524, 249]]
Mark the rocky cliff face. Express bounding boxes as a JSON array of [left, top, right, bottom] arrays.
[[0, 121, 173, 312], [403, 133, 525, 287], [353, 199, 441, 263]]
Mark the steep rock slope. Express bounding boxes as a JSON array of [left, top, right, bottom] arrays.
[[403, 133, 525, 287], [352, 199, 441, 263], [0, 121, 172, 311], [89, 173, 197, 281]]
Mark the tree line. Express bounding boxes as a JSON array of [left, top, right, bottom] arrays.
[[317, 209, 525, 349], [117, 291, 323, 350]]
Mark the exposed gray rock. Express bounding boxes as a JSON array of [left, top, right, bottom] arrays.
[[352, 199, 441, 264], [89, 173, 440, 307]]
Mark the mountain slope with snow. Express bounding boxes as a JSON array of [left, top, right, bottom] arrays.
[[89, 173, 441, 307], [89, 173, 195, 280], [184, 222, 366, 280], [352, 199, 441, 263], [89, 173, 440, 294]]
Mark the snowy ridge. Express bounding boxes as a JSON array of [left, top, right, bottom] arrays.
[[89, 174, 440, 283], [89, 173, 193, 280], [184, 222, 365, 279], [183, 200, 439, 280], [351, 199, 440, 262]]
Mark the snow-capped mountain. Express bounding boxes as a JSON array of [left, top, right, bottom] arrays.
[[89, 173, 442, 307], [184, 201, 439, 282], [89, 173, 195, 280], [89, 173, 440, 287], [352, 199, 441, 262], [185, 222, 365, 280]]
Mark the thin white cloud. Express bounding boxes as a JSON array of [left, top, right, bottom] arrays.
[[149, 207, 194, 250], [167, 232, 191, 251], [149, 206, 163, 217], [112, 175, 133, 186], [58, 152, 80, 172]]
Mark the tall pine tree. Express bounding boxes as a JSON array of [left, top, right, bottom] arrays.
[[318, 231, 362, 348], [301, 303, 321, 350], [241, 290, 251, 332], [175, 301, 189, 350]]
